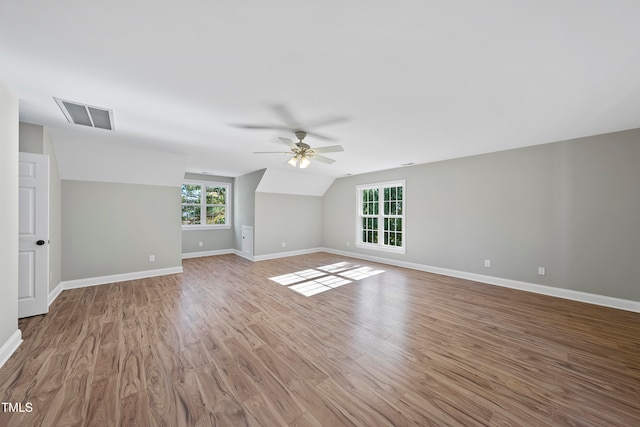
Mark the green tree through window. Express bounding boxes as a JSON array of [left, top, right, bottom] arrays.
[[181, 182, 230, 227], [356, 180, 405, 253]]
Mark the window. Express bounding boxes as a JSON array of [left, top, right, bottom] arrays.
[[181, 181, 231, 228], [356, 180, 405, 253]]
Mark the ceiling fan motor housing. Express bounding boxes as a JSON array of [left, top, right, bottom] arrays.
[[294, 130, 307, 141]]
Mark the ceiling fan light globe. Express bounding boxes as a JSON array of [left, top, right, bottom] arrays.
[[287, 156, 299, 167], [300, 156, 311, 169]]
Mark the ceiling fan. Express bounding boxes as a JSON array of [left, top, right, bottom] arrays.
[[254, 130, 344, 168], [232, 104, 346, 168]]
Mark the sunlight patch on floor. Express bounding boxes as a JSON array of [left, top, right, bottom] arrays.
[[269, 262, 385, 297]]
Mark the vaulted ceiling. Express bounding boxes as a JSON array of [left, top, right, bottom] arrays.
[[2, 1, 640, 180]]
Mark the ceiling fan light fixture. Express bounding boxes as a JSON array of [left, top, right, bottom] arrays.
[[288, 155, 300, 167], [256, 130, 343, 168], [299, 156, 311, 169]]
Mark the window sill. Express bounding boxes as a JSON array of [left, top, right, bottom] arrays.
[[355, 242, 406, 254], [182, 225, 232, 231]]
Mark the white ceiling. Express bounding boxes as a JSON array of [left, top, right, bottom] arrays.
[[2, 1, 640, 179]]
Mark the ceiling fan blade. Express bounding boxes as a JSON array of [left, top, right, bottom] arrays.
[[230, 123, 291, 131], [300, 115, 348, 129], [312, 154, 336, 164], [303, 130, 336, 141], [278, 137, 299, 150], [271, 104, 300, 128], [311, 144, 344, 154]]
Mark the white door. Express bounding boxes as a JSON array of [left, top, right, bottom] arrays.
[[18, 152, 49, 318], [241, 225, 253, 258]]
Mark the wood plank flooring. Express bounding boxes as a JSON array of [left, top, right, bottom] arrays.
[[1, 252, 639, 426]]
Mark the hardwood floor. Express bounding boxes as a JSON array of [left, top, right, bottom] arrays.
[[1, 252, 639, 426]]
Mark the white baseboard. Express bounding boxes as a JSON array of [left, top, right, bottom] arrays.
[[0, 330, 22, 370], [182, 249, 235, 259], [49, 282, 63, 306], [321, 248, 640, 313], [232, 249, 254, 261], [253, 247, 323, 262], [61, 266, 184, 290], [203, 248, 323, 262]]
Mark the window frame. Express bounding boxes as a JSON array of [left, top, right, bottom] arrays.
[[355, 179, 406, 254], [181, 180, 232, 230]]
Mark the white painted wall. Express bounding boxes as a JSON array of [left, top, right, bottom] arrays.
[[256, 168, 335, 196], [54, 138, 188, 187]]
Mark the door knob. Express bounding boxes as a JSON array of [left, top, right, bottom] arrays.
[[36, 240, 46, 246]]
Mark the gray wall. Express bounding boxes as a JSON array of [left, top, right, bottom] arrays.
[[182, 229, 235, 254], [182, 173, 235, 254], [19, 122, 62, 293], [558, 131, 640, 299], [43, 129, 62, 292], [233, 169, 265, 250], [62, 180, 182, 280], [0, 82, 19, 351], [324, 129, 640, 301], [255, 193, 324, 256]]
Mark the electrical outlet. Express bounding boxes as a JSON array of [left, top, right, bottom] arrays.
[[538, 267, 546, 275], [282, 242, 286, 248], [484, 259, 491, 267], [149, 255, 155, 262], [199, 241, 203, 247], [346, 241, 350, 247]]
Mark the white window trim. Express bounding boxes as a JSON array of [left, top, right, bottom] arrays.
[[355, 179, 406, 254], [181, 180, 232, 230]]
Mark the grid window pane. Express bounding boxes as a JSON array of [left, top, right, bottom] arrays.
[[182, 206, 201, 225], [359, 183, 402, 249], [181, 184, 201, 204], [206, 206, 226, 224], [206, 187, 226, 204]]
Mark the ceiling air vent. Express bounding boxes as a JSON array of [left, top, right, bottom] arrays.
[[54, 98, 114, 131]]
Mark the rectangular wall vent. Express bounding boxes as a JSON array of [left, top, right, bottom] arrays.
[[54, 98, 114, 131]]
